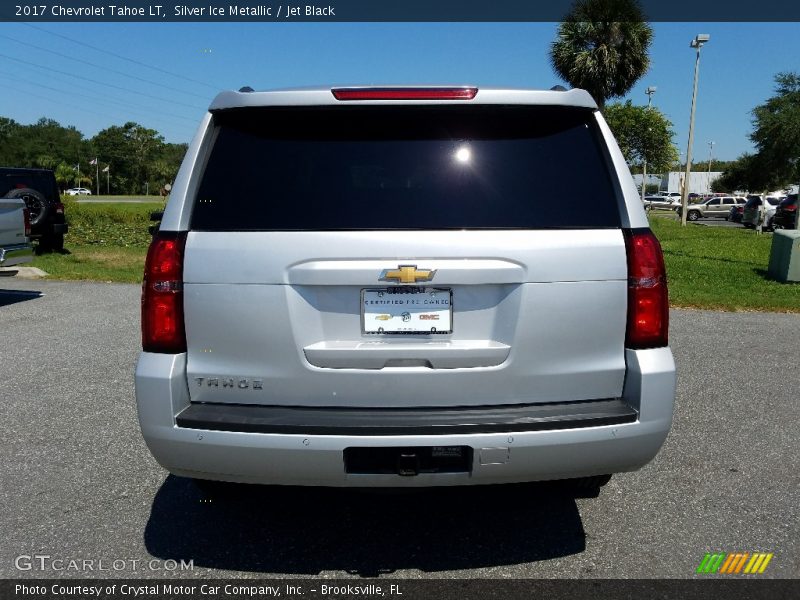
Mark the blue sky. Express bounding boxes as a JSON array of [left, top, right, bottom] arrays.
[[1, 21, 798, 161]]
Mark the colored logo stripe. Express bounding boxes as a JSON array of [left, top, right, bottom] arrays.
[[745, 553, 774, 574], [696, 552, 774, 574]]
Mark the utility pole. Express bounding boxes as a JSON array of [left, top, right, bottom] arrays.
[[681, 34, 710, 226], [642, 86, 657, 208], [707, 141, 715, 194]]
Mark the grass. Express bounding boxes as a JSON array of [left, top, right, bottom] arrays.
[[26, 204, 800, 312], [31, 246, 148, 283], [650, 215, 800, 312], [29, 201, 158, 282]]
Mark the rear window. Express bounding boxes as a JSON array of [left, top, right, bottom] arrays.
[[191, 106, 621, 230]]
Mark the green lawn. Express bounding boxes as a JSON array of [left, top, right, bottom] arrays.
[[27, 206, 800, 312], [32, 246, 148, 283], [30, 201, 157, 282], [650, 216, 799, 312]]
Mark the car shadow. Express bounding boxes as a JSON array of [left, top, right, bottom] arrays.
[[0, 288, 43, 306], [144, 475, 588, 576]]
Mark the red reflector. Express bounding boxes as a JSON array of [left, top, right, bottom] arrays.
[[22, 207, 31, 237], [623, 229, 669, 349], [142, 232, 187, 353], [332, 87, 478, 101]]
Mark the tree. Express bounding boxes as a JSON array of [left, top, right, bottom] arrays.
[[54, 163, 75, 193], [604, 100, 678, 173], [92, 122, 165, 194], [713, 72, 800, 193], [550, 0, 653, 109], [713, 154, 773, 193], [749, 72, 800, 187]]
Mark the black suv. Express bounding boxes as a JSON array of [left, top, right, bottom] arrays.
[[772, 194, 798, 230], [0, 167, 68, 251]]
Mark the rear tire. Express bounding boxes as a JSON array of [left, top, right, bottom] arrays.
[[39, 233, 64, 253], [4, 187, 51, 227], [192, 478, 239, 499], [563, 474, 612, 497]]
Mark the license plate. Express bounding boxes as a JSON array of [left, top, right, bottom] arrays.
[[361, 287, 452, 334]]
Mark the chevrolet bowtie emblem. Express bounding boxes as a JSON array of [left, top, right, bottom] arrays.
[[380, 265, 436, 284]]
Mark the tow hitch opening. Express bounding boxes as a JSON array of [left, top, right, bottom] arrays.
[[344, 446, 473, 476]]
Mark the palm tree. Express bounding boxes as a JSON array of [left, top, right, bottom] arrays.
[[550, 0, 653, 110], [55, 163, 74, 194]]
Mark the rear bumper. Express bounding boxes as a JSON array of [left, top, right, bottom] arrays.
[[0, 242, 33, 267], [135, 348, 676, 487]]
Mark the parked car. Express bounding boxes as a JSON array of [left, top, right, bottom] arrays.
[[65, 187, 92, 196], [772, 194, 798, 230], [742, 195, 781, 230], [677, 195, 742, 221], [0, 195, 32, 267], [135, 85, 676, 495], [724, 197, 748, 222], [728, 203, 745, 223], [643, 195, 680, 210], [0, 167, 68, 251]]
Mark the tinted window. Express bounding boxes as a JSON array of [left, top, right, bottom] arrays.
[[745, 198, 761, 208], [192, 106, 621, 230], [708, 199, 720, 205]]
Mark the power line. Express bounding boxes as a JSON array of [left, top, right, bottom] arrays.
[[0, 33, 209, 101], [0, 77, 191, 142], [22, 22, 219, 91], [0, 70, 199, 125], [0, 52, 206, 110]]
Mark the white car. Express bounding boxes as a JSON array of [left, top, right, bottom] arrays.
[[65, 187, 92, 196]]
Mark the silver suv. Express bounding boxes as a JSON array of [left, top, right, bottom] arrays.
[[135, 86, 676, 493]]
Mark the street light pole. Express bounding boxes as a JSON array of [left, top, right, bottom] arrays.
[[707, 141, 715, 193], [681, 34, 710, 226], [642, 86, 657, 207]]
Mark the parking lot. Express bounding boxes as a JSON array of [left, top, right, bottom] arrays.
[[1, 280, 798, 579]]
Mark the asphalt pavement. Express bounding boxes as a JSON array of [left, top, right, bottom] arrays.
[[1, 280, 798, 579]]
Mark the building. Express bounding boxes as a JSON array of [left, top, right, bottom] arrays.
[[660, 171, 723, 195]]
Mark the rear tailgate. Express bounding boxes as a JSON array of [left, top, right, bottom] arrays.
[[182, 104, 628, 408]]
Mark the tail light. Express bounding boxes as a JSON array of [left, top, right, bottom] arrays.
[[22, 207, 31, 237], [332, 87, 478, 101], [142, 232, 187, 353], [623, 229, 669, 349], [785, 204, 797, 212], [54, 202, 65, 215]]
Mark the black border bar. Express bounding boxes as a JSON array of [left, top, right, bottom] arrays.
[[4, 1, 800, 22], [3, 579, 799, 600]]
